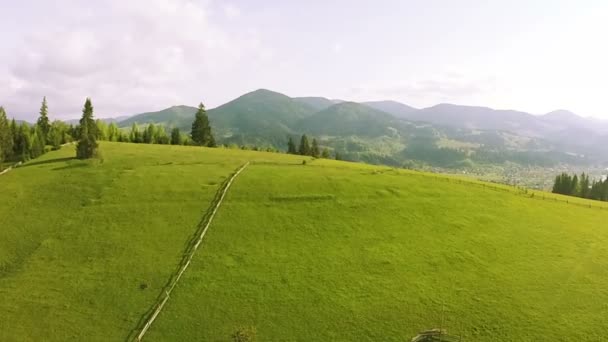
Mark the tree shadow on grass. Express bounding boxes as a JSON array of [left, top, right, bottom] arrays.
[[18, 157, 76, 168]]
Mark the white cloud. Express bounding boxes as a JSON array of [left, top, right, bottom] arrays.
[[2, 0, 264, 120]]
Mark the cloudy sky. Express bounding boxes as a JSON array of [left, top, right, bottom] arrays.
[[2, 0, 608, 120]]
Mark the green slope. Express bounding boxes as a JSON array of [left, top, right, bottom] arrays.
[[297, 101, 407, 137], [118, 105, 197, 128], [204, 89, 317, 146], [3, 142, 608, 341]]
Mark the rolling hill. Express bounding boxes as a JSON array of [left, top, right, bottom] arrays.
[[297, 101, 405, 137], [2, 142, 608, 341], [106, 89, 606, 170], [117, 105, 197, 128]]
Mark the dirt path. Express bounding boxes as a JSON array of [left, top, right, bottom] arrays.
[[133, 162, 250, 341]]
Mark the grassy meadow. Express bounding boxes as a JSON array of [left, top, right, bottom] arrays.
[[2, 142, 608, 341]]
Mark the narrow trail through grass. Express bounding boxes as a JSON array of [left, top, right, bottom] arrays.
[[132, 162, 250, 341]]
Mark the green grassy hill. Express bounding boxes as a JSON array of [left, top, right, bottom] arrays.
[[118, 105, 197, 128], [297, 101, 406, 137], [2, 142, 608, 341]]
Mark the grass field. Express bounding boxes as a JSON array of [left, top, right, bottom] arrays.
[[2, 142, 608, 341]]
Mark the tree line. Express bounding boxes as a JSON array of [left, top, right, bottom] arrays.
[[0, 97, 341, 166], [287, 134, 336, 159], [552, 172, 608, 201], [0, 99, 217, 165]]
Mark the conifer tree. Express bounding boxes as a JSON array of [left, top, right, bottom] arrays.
[[171, 127, 182, 145], [0, 107, 13, 163], [311, 138, 320, 158], [30, 127, 44, 158], [287, 137, 296, 154], [191, 103, 215, 147], [76, 98, 98, 159], [36, 97, 51, 144], [298, 134, 310, 156], [14, 123, 32, 161]]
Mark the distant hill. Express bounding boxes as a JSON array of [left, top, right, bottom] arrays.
[[104, 88, 607, 167], [118, 105, 197, 128], [297, 102, 403, 137], [202, 89, 318, 146], [363, 100, 417, 119]]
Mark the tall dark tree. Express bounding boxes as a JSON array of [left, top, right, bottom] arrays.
[[191, 103, 215, 147], [311, 138, 320, 158], [298, 134, 310, 156], [579, 173, 590, 198], [30, 127, 44, 159], [36, 97, 51, 144], [287, 137, 297, 154], [13, 123, 32, 161], [171, 127, 182, 145], [76, 98, 99, 159], [0, 107, 13, 163]]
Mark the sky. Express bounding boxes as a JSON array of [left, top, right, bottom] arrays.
[[2, 0, 608, 120]]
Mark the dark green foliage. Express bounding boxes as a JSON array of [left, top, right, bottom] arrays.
[[30, 127, 44, 159], [171, 127, 182, 145], [0, 107, 13, 162], [13, 123, 32, 161], [553, 172, 608, 202], [36, 97, 51, 143], [191, 103, 215, 147], [311, 138, 320, 158], [287, 137, 296, 154], [298, 134, 310, 156], [76, 98, 99, 159]]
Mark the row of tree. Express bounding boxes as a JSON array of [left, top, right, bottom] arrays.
[[0, 97, 69, 165], [552, 172, 608, 201], [287, 134, 332, 158], [0, 99, 218, 164]]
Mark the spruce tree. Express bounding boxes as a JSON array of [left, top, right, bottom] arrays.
[[36, 97, 51, 144], [76, 98, 99, 159], [0, 107, 13, 163], [298, 134, 310, 156], [191, 103, 215, 147], [311, 138, 320, 158], [287, 137, 296, 154], [171, 127, 182, 145], [30, 127, 44, 158]]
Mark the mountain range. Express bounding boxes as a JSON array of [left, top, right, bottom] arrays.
[[109, 89, 608, 168]]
